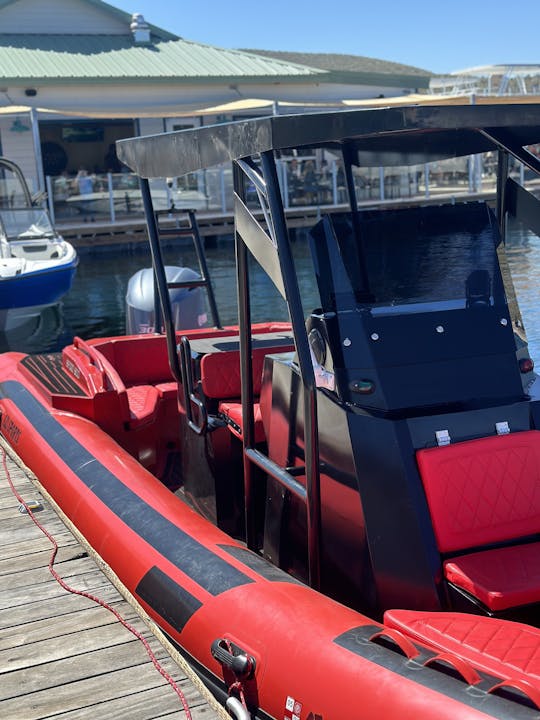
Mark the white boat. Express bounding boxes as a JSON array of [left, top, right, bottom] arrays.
[[66, 187, 209, 217], [0, 157, 78, 312]]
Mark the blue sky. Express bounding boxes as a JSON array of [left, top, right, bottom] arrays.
[[111, 0, 540, 75]]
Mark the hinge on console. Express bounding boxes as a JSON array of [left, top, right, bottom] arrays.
[[435, 429, 451, 447], [495, 421, 510, 435]]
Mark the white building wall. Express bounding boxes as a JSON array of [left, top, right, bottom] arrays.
[[0, 116, 39, 191], [0, 0, 129, 34], [137, 118, 165, 136]]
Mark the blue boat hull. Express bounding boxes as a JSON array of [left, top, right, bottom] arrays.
[[0, 258, 78, 309]]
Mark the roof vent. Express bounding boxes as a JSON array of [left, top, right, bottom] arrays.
[[130, 13, 151, 44]]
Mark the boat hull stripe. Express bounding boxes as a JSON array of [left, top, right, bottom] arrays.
[[0, 380, 253, 596], [136, 566, 203, 632], [219, 544, 302, 583]]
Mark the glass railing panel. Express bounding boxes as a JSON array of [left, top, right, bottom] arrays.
[[46, 150, 540, 225]]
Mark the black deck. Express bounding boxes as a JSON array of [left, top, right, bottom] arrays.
[[21, 354, 85, 396]]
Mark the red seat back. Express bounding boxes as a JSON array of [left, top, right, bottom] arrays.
[[200, 344, 294, 399], [416, 430, 540, 553]]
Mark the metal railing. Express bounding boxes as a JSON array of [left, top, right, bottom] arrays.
[[45, 153, 532, 225]]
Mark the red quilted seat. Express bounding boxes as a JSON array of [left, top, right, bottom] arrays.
[[200, 343, 294, 399], [384, 609, 540, 690], [416, 430, 540, 611], [197, 335, 294, 441], [417, 431, 540, 553], [218, 401, 265, 443], [126, 385, 161, 428], [444, 542, 540, 611]]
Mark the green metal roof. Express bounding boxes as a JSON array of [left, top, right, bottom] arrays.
[[242, 50, 432, 89], [0, 34, 328, 85], [241, 50, 432, 77]]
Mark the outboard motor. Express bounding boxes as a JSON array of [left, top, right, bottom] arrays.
[[125, 265, 207, 334]]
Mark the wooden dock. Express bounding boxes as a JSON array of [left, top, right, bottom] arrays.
[[55, 187, 499, 251], [0, 439, 227, 720], [55, 206, 322, 249]]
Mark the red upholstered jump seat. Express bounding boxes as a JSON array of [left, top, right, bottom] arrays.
[[199, 340, 294, 443], [416, 430, 540, 611]]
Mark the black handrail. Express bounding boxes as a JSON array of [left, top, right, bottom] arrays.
[[139, 178, 182, 384], [233, 151, 322, 591], [233, 160, 258, 550], [260, 150, 322, 591], [178, 335, 208, 435]]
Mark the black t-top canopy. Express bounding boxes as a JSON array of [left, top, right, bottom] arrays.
[[116, 103, 540, 178]]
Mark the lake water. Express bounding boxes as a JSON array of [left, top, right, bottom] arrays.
[[2, 228, 539, 365]]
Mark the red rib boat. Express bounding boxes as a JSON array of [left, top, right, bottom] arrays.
[[2, 105, 540, 720]]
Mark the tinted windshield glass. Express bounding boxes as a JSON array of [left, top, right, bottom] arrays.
[[0, 165, 31, 209], [328, 202, 504, 312], [0, 208, 55, 239]]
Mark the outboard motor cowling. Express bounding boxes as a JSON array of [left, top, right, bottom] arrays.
[[125, 265, 207, 334]]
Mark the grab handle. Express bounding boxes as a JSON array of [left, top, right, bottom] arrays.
[[369, 628, 420, 660], [73, 336, 125, 394], [423, 652, 481, 686], [488, 678, 540, 709], [179, 335, 207, 435]]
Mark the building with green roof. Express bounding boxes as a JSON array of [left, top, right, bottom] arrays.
[[0, 0, 431, 191]]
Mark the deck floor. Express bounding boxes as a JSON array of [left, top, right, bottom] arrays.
[[0, 441, 225, 720]]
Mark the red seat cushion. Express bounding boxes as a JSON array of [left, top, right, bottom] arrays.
[[416, 430, 540, 553], [126, 385, 160, 428], [384, 609, 540, 689], [218, 401, 265, 443], [444, 541, 540, 611]]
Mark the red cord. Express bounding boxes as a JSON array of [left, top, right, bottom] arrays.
[[229, 680, 248, 709], [2, 447, 192, 719], [223, 639, 249, 713]]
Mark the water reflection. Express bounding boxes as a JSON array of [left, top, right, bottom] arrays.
[[4, 228, 539, 365], [60, 235, 317, 345], [505, 226, 540, 362], [0, 304, 68, 353]]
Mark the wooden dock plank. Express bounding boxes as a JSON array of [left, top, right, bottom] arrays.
[[0, 543, 84, 576], [0, 663, 206, 719], [0, 442, 227, 720], [55, 685, 218, 720], [0, 569, 117, 613], [0, 604, 134, 650], [0, 583, 126, 631], [54, 688, 215, 720], [1, 554, 103, 591], [0, 531, 78, 562], [0, 623, 149, 675]]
